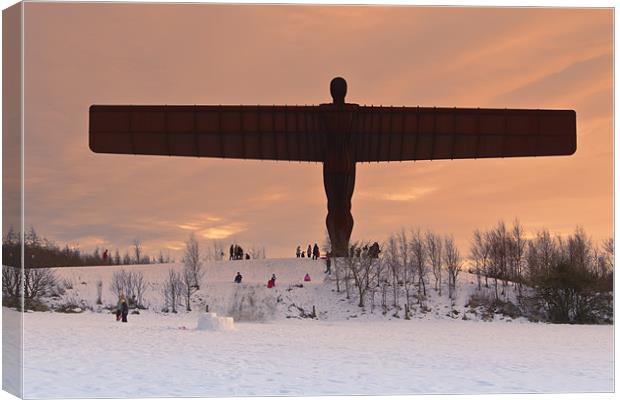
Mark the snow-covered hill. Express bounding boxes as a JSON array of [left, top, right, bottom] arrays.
[[5, 258, 613, 397], [47, 257, 516, 322]]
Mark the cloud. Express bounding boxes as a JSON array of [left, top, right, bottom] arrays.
[[18, 5, 612, 258], [381, 187, 437, 202], [200, 223, 248, 240]]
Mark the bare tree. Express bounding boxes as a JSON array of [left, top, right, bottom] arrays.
[[110, 269, 128, 299], [509, 219, 527, 296], [23, 268, 57, 299], [397, 230, 413, 317], [444, 235, 462, 301], [410, 229, 427, 305], [426, 230, 443, 295], [122, 251, 131, 265], [470, 229, 490, 290], [343, 242, 376, 307], [384, 235, 401, 308], [2, 265, 21, 299], [182, 233, 203, 289], [162, 269, 183, 313], [487, 222, 510, 299], [603, 237, 614, 269], [130, 271, 147, 308], [132, 239, 142, 264], [181, 265, 197, 311], [526, 229, 557, 281]]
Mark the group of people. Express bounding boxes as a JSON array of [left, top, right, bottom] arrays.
[[350, 242, 381, 259], [233, 272, 277, 287], [229, 244, 249, 260], [233, 272, 312, 286], [267, 274, 277, 288], [296, 243, 321, 260]]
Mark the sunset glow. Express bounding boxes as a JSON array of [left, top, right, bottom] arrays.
[[15, 4, 612, 258]]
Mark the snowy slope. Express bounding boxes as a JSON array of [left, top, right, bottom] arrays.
[[6, 258, 613, 397], [47, 258, 515, 322]]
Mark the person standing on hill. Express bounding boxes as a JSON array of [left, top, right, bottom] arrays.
[[325, 253, 332, 275], [307, 244, 312, 260], [120, 296, 129, 323], [296, 246, 301, 258], [313, 243, 320, 260], [229, 244, 234, 260], [115, 294, 124, 321]]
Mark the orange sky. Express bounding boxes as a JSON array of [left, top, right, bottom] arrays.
[[17, 4, 613, 258]]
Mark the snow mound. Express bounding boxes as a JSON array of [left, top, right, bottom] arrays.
[[196, 312, 234, 331]]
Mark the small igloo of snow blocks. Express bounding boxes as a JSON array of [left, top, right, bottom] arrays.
[[196, 312, 235, 331]]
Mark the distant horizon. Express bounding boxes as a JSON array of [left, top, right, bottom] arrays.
[[6, 4, 612, 259], [8, 220, 612, 263]]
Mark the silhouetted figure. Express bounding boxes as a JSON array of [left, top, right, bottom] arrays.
[[296, 246, 301, 258], [232, 244, 244, 260], [102, 249, 109, 263], [312, 243, 320, 260], [369, 242, 381, 259], [325, 254, 332, 275], [234, 272, 242, 284], [301, 251, 305, 258], [245, 254, 250, 260], [229, 244, 234, 260], [307, 245, 312, 260], [91, 77, 577, 259]]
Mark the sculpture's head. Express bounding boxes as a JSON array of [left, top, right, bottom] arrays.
[[330, 77, 347, 105]]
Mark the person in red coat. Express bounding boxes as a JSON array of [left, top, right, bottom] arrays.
[[267, 274, 276, 288]]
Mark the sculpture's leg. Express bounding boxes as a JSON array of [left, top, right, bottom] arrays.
[[323, 157, 356, 257]]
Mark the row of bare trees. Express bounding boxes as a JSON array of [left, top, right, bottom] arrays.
[[469, 221, 613, 323], [2, 227, 173, 268], [332, 222, 612, 323], [333, 229, 463, 318]]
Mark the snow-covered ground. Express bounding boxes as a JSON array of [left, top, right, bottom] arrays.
[[6, 258, 615, 397]]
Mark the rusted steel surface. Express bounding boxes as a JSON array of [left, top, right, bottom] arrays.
[[89, 105, 326, 162], [90, 104, 576, 162], [351, 106, 576, 162]]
